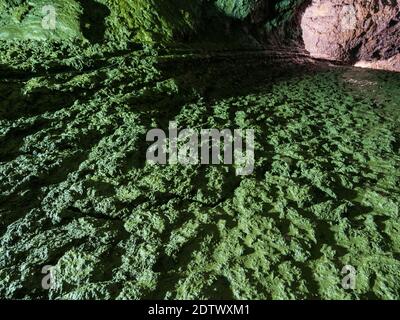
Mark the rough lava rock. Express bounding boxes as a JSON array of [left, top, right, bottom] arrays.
[[301, 0, 400, 71]]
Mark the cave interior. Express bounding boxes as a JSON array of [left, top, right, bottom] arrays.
[[0, 0, 399, 300]]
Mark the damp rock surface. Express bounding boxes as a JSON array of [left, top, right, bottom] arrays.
[[0, 0, 400, 300], [0, 45, 399, 299]]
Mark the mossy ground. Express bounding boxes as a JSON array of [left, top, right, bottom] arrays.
[[0, 46, 399, 299]]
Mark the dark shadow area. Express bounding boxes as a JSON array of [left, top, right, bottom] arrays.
[[204, 276, 235, 300], [80, 0, 110, 44]]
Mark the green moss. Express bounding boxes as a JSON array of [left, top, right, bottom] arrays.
[[108, 0, 203, 43], [0, 0, 205, 44], [0, 0, 399, 301], [0, 48, 399, 299], [0, 0, 83, 40], [0, 0, 310, 46], [214, 0, 259, 20]]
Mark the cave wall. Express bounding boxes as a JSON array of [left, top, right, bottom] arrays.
[[301, 0, 400, 70], [0, 0, 306, 44], [301, 0, 400, 61], [1, 0, 399, 71], [0, 0, 204, 43], [0, 0, 83, 40]]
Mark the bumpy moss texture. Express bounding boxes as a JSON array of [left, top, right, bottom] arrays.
[[0, 0, 399, 300]]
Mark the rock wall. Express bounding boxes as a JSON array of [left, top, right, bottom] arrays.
[[0, 0, 304, 44], [301, 0, 400, 70], [0, 0, 204, 43], [1, 0, 400, 70], [0, 0, 83, 41]]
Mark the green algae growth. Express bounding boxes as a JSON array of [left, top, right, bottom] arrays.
[[0, 47, 399, 299], [0, 0, 399, 301]]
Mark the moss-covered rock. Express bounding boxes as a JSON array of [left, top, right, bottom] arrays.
[[0, 0, 83, 40], [1, 0, 399, 301], [0, 0, 310, 45], [0, 0, 205, 44], [1, 48, 400, 299], [214, 0, 260, 20], [108, 0, 203, 43]]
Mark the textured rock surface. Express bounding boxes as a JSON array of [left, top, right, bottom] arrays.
[[0, 0, 306, 45], [1, 45, 400, 299], [355, 54, 400, 73], [0, 0, 204, 43], [1, 0, 400, 300], [0, 0, 83, 40], [301, 0, 400, 70]]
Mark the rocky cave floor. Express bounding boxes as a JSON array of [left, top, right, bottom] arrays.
[[0, 47, 399, 299]]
